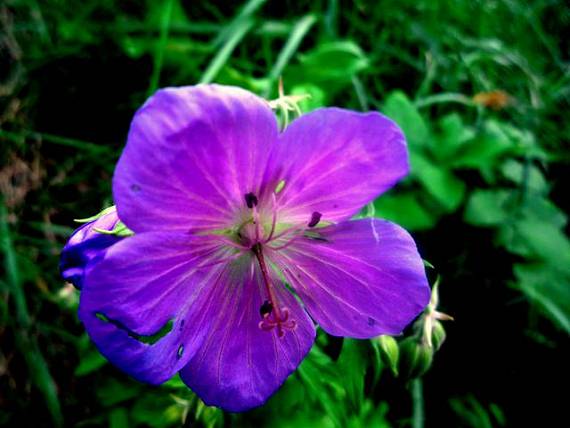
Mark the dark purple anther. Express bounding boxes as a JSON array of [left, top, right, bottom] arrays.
[[259, 300, 273, 317], [308, 211, 322, 228], [245, 192, 258, 209]]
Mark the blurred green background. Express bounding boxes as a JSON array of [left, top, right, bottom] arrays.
[[1, 0, 569, 427]]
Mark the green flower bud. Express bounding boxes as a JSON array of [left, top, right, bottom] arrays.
[[431, 320, 446, 351], [378, 335, 399, 376], [399, 337, 433, 380]]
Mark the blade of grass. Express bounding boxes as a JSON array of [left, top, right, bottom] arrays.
[[0, 203, 63, 427], [415, 93, 475, 109], [147, 0, 175, 96], [212, 0, 267, 47], [352, 75, 369, 111], [200, 18, 254, 84], [0, 129, 112, 154], [263, 14, 317, 97]]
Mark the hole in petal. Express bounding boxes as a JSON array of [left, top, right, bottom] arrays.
[[304, 231, 329, 242], [177, 345, 184, 359], [94, 312, 173, 345]]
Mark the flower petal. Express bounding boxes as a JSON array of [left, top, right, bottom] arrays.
[[270, 108, 408, 223], [272, 218, 430, 338], [60, 208, 122, 289], [113, 84, 279, 233], [79, 232, 237, 384], [179, 257, 315, 412]]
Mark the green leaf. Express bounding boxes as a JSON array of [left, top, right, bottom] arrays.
[[74, 348, 107, 376], [411, 152, 466, 212], [297, 40, 370, 83], [514, 263, 570, 333], [451, 120, 517, 169], [522, 196, 567, 229], [515, 220, 570, 267], [296, 345, 344, 426], [109, 407, 129, 428], [374, 192, 438, 231], [433, 113, 475, 160], [464, 189, 515, 226], [383, 91, 429, 148], [501, 159, 549, 194], [336, 339, 368, 412], [450, 395, 505, 428], [96, 379, 142, 407]]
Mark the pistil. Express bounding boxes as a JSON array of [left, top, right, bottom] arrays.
[[252, 243, 295, 337]]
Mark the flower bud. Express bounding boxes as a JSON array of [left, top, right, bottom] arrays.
[[431, 320, 446, 351], [60, 206, 125, 289], [398, 337, 433, 380], [378, 335, 399, 376]]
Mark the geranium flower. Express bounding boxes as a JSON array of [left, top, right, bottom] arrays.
[[75, 84, 430, 412]]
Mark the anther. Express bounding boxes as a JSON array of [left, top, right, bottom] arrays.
[[245, 192, 258, 209], [308, 211, 322, 228], [260, 300, 273, 317]]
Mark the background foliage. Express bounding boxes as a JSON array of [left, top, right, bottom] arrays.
[[1, 0, 569, 426]]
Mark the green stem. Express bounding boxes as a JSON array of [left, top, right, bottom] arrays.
[[415, 93, 474, 109], [412, 378, 425, 428]]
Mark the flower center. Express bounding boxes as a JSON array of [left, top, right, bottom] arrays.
[[233, 191, 325, 337]]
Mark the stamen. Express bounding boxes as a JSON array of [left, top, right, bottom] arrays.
[[252, 205, 262, 242], [267, 223, 305, 243], [264, 192, 279, 243], [274, 179, 286, 194], [308, 211, 322, 228], [268, 235, 303, 251], [245, 192, 258, 209]]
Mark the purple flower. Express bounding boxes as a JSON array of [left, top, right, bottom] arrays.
[[60, 207, 122, 289], [77, 85, 430, 411]]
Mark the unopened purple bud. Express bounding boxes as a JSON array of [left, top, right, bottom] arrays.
[[60, 207, 124, 289]]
